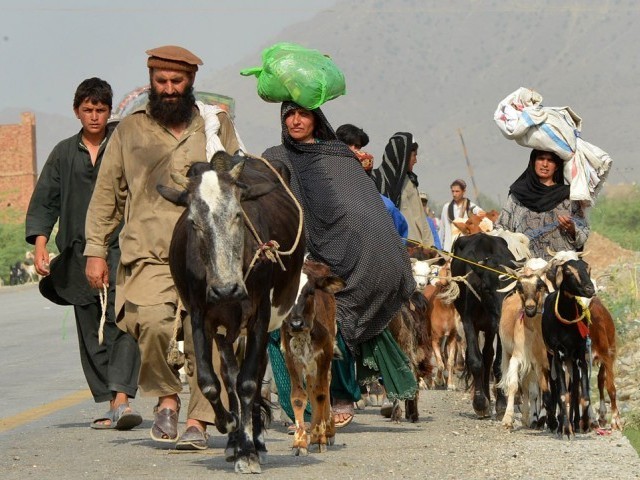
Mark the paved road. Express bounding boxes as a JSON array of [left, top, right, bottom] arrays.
[[0, 284, 86, 419], [1, 285, 639, 479]]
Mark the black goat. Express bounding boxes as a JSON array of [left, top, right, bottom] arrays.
[[541, 258, 595, 439]]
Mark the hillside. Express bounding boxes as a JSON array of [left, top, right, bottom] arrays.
[[202, 0, 638, 205], [3, 0, 638, 208]]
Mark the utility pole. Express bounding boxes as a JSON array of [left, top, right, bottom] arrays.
[[457, 128, 480, 203]]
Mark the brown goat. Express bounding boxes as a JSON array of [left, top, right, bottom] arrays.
[[498, 268, 550, 429], [387, 292, 433, 422], [423, 261, 463, 390], [587, 296, 622, 430]]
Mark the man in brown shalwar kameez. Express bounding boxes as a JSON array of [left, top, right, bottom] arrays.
[[84, 45, 244, 450]]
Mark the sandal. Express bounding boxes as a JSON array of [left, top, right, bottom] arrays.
[[176, 426, 210, 450], [90, 404, 142, 431], [150, 399, 180, 442], [332, 400, 355, 429]]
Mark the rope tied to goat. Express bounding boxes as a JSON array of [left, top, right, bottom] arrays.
[[405, 238, 518, 280]]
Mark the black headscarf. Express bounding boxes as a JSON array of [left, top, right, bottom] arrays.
[[370, 132, 413, 207], [279, 101, 351, 156], [508, 149, 570, 213]]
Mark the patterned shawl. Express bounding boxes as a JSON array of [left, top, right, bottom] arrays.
[[262, 102, 415, 352]]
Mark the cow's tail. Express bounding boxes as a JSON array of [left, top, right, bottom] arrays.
[[258, 395, 274, 429]]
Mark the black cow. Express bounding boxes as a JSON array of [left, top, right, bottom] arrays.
[[450, 233, 516, 418], [158, 152, 305, 474], [541, 257, 595, 438]]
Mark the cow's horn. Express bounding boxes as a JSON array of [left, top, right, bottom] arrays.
[[170, 172, 189, 188], [229, 160, 245, 181]]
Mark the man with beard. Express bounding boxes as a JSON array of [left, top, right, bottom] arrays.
[[84, 45, 244, 450]]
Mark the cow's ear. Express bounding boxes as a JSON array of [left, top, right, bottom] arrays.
[[157, 184, 188, 207], [317, 275, 346, 294], [241, 182, 279, 201]]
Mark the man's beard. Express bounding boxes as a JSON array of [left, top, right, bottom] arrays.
[[148, 85, 196, 127]]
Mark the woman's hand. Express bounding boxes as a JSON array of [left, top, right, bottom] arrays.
[[557, 214, 575, 237]]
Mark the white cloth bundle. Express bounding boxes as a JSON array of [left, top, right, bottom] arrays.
[[494, 87, 612, 205]]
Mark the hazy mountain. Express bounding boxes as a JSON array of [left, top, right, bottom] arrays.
[[7, 0, 637, 208], [202, 0, 638, 206]]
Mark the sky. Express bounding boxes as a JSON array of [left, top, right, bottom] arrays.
[[0, 0, 337, 119]]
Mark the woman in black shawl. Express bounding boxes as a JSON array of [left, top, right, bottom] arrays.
[[263, 102, 417, 426], [495, 149, 589, 260]]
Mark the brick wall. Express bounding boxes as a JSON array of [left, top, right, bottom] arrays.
[[0, 112, 37, 223]]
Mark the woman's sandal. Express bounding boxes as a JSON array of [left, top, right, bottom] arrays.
[[332, 401, 355, 429], [150, 399, 180, 442]]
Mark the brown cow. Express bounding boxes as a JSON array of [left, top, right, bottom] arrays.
[[281, 260, 345, 455]]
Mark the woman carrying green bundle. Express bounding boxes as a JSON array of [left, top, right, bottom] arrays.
[[263, 101, 417, 427]]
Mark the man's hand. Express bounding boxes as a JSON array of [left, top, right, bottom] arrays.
[[86, 257, 109, 289], [33, 235, 50, 276]]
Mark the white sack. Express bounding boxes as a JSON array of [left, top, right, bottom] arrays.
[[494, 87, 612, 205]]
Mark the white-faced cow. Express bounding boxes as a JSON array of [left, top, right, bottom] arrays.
[[157, 152, 305, 473]]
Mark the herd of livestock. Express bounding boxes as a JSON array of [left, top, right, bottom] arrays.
[[9, 151, 621, 474], [156, 151, 621, 474]]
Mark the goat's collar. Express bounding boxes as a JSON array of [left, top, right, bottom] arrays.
[[553, 291, 587, 325]]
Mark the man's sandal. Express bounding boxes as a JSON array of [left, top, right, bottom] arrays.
[[150, 400, 180, 442], [176, 426, 210, 450], [91, 404, 142, 431]]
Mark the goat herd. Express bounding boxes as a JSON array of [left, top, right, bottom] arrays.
[[155, 152, 623, 474], [417, 235, 622, 438]]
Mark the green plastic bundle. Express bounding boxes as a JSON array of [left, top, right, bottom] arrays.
[[240, 42, 346, 110]]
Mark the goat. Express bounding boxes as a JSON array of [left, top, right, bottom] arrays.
[[587, 296, 623, 430], [541, 257, 595, 438], [498, 262, 550, 429], [424, 260, 463, 390]]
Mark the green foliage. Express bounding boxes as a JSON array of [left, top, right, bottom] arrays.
[[0, 221, 58, 284], [596, 263, 640, 336], [0, 223, 31, 284], [590, 185, 640, 251], [624, 411, 640, 455]]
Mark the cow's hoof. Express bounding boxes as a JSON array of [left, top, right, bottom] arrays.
[[292, 447, 308, 456], [257, 450, 268, 465], [327, 435, 335, 446], [224, 447, 236, 463], [235, 455, 261, 474]]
